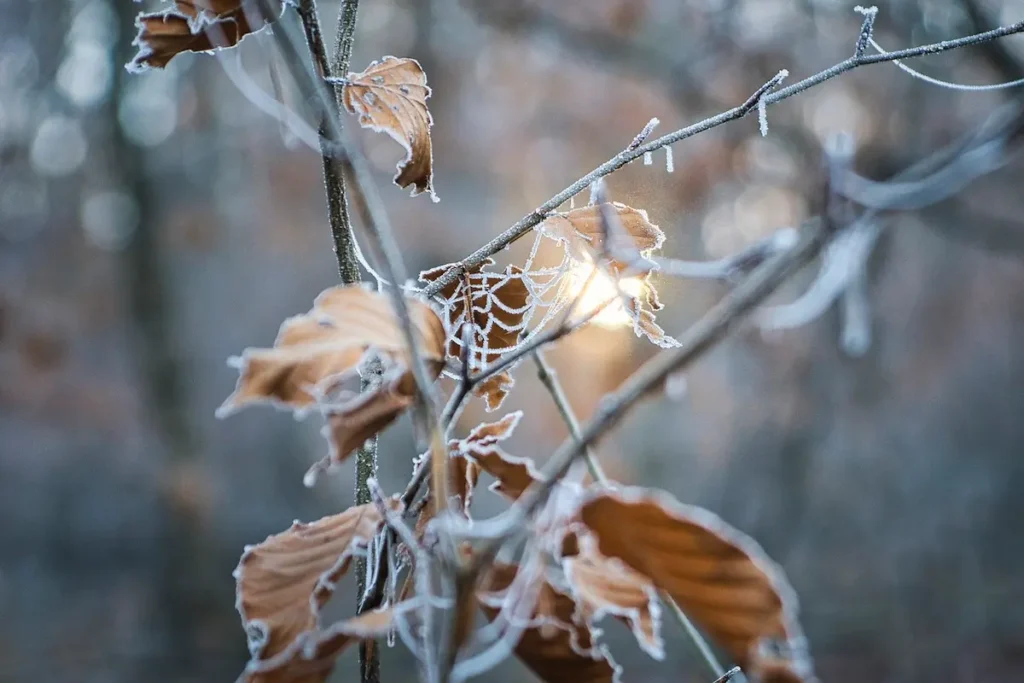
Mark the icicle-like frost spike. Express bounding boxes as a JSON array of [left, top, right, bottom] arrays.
[[757, 69, 788, 137], [643, 151, 653, 166], [664, 147, 674, 173]]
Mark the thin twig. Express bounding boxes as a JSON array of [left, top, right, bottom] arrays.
[[420, 19, 1024, 298], [296, 0, 361, 282], [532, 351, 605, 483]]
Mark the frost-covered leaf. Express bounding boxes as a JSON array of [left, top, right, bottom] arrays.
[[128, 1, 283, 72], [474, 371, 516, 412], [540, 203, 675, 348], [234, 504, 385, 681], [420, 259, 531, 411], [449, 412, 543, 501], [479, 563, 619, 683], [240, 605, 399, 683], [563, 549, 663, 659], [310, 364, 417, 481], [342, 57, 435, 198], [578, 487, 813, 681], [219, 285, 444, 413], [539, 203, 664, 273]]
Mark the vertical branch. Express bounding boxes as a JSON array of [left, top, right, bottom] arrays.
[[294, 2, 378, 681], [296, 0, 361, 283]]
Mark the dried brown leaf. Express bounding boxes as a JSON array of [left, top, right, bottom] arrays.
[[473, 371, 516, 412], [449, 412, 544, 501], [342, 57, 435, 198], [129, 1, 282, 72], [578, 487, 813, 681], [539, 203, 664, 271], [420, 259, 531, 411], [219, 285, 444, 413], [480, 563, 619, 683], [240, 605, 398, 683], [541, 203, 676, 348], [234, 503, 385, 678], [563, 549, 663, 659]]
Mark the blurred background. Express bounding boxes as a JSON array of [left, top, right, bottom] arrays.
[[2, 0, 1024, 681]]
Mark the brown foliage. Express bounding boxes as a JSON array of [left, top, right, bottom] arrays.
[[219, 285, 445, 469], [541, 203, 675, 347], [234, 504, 385, 681], [129, 1, 282, 71], [342, 57, 435, 197], [220, 285, 443, 411], [539, 202, 664, 273], [579, 487, 811, 680], [448, 412, 544, 501]]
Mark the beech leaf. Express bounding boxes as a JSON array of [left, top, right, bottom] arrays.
[[219, 284, 444, 413], [128, 1, 283, 72], [449, 412, 544, 501], [480, 563, 620, 683], [539, 203, 664, 273], [578, 487, 813, 682], [234, 503, 385, 681], [342, 57, 436, 198], [420, 259, 532, 411], [540, 203, 676, 348]]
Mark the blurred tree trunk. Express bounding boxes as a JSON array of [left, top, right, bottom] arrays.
[[109, 4, 239, 677]]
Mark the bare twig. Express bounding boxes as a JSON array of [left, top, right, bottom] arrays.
[[296, 0, 361, 283], [420, 18, 1024, 298], [292, 2, 380, 681], [532, 351, 605, 482]]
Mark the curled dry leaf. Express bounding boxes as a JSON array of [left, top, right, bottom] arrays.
[[218, 285, 445, 472], [540, 203, 664, 271], [449, 412, 544, 501], [578, 487, 813, 682], [234, 503, 385, 681], [420, 259, 532, 411], [342, 57, 436, 198], [540, 203, 676, 348], [129, 1, 283, 72], [479, 563, 619, 683]]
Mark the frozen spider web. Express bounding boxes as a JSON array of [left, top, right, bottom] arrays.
[[428, 226, 643, 382]]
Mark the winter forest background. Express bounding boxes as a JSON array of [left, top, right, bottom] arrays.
[[2, 0, 1024, 681]]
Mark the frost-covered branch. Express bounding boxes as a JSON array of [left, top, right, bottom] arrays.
[[420, 16, 1024, 299]]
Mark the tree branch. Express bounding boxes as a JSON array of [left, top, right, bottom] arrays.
[[296, 0, 361, 283], [294, 2, 377, 681], [420, 19, 1024, 299]]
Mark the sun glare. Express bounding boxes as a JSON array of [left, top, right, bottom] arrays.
[[565, 262, 645, 329]]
